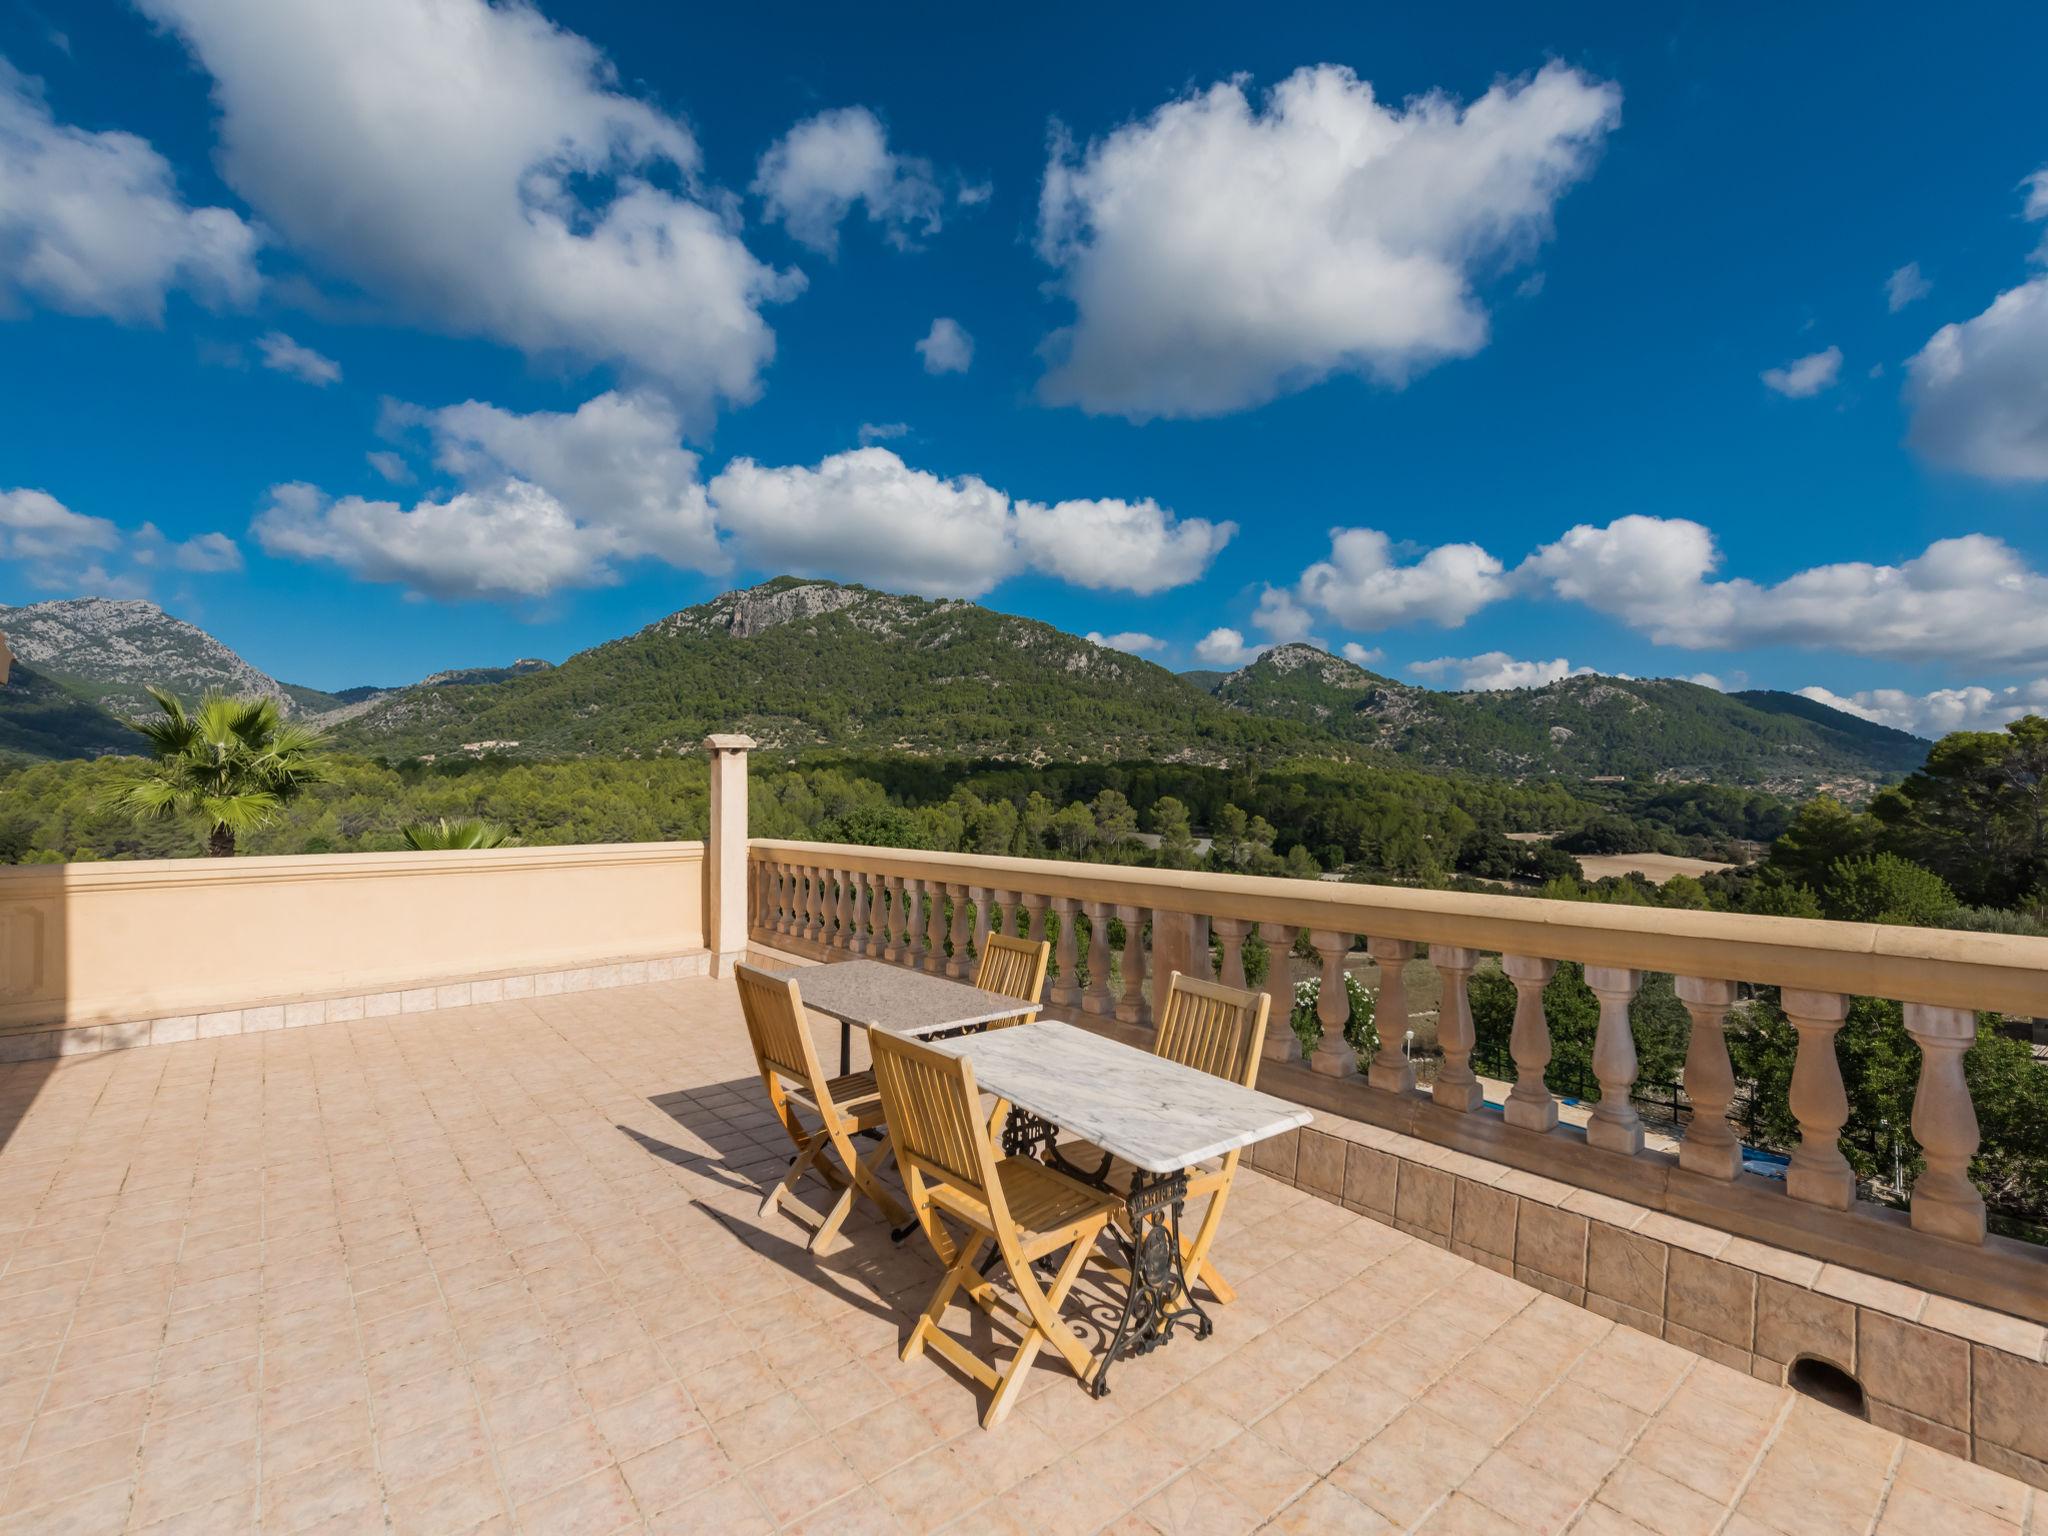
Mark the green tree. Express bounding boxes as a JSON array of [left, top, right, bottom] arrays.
[[1091, 789, 1139, 855], [1823, 852, 1956, 927], [401, 817, 517, 849], [1049, 801, 1097, 859], [106, 689, 327, 856], [1869, 717, 2048, 906], [1766, 795, 1877, 891], [1151, 795, 1198, 869]]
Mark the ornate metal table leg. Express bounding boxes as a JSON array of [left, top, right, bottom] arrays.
[[1092, 1168, 1209, 1398]]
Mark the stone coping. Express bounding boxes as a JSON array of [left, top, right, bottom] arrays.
[[0, 951, 710, 1062]]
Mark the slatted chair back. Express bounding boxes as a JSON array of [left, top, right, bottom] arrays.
[[869, 1028, 1001, 1213], [735, 964, 827, 1094], [972, 933, 1048, 1028], [1154, 971, 1270, 1089]]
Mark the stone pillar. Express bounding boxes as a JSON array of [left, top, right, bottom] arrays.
[[1904, 1004, 1986, 1244], [1431, 947, 1482, 1112], [1783, 989, 1854, 1209], [703, 736, 755, 976], [1307, 930, 1355, 1077], [945, 884, 971, 978], [1082, 902, 1114, 1014], [849, 871, 872, 956], [1213, 918, 1251, 991], [1584, 966, 1644, 1156], [905, 879, 929, 969], [1675, 977, 1741, 1180], [925, 882, 949, 973], [1050, 896, 1082, 1007], [1259, 923, 1299, 1065], [1503, 955, 1558, 1132], [1115, 904, 1148, 1025], [1366, 937, 1417, 1094], [1148, 910, 1203, 994]]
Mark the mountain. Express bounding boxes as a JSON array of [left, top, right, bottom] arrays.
[[1178, 669, 1230, 693], [330, 579, 1303, 763], [0, 657, 138, 762], [0, 597, 306, 719], [1212, 643, 1927, 795]]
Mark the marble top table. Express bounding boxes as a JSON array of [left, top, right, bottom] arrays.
[[932, 1021, 1311, 1176], [776, 959, 1042, 1075]]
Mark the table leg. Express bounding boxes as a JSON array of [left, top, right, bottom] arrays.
[[840, 1020, 851, 1078], [1092, 1168, 1209, 1398]]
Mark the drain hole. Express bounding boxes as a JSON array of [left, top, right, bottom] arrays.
[[1788, 1356, 1866, 1418]]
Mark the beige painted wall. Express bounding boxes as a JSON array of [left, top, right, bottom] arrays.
[[0, 841, 705, 1031]]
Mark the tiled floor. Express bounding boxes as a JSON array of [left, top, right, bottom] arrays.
[[0, 975, 2035, 1535]]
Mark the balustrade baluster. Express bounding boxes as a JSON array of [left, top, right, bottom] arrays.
[[1115, 904, 1147, 1025], [1022, 894, 1051, 951], [758, 863, 778, 934], [971, 887, 995, 969], [1584, 967, 1645, 1155], [1307, 930, 1355, 1077], [906, 879, 929, 969], [1431, 947, 1481, 1112], [846, 871, 869, 955], [1903, 1004, 1986, 1244], [1675, 977, 1740, 1180], [875, 878, 899, 961], [831, 870, 851, 949], [946, 884, 971, 977], [1082, 901, 1113, 1014], [1050, 897, 1082, 1007], [793, 866, 814, 944], [1783, 989, 1853, 1207], [1502, 955, 1559, 1132], [926, 883, 949, 973], [1366, 937, 1417, 1093], [1259, 923, 1299, 1064], [1213, 918, 1251, 991]]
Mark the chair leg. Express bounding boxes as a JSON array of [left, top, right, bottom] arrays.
[[1179, 1176, 1238, 1306], [762, 1131, 827, 1219], [904, 1220, 983, 1363], [982, 1231, 1100, 1428], [849, 1133, 909, 1227]]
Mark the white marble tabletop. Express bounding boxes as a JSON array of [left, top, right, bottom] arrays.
[[932, 1021, 1311, 1176], [776, 959, 1041, 1038]]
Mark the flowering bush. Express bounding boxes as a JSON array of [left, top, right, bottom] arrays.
[[1289, 972, 1378, 1065]]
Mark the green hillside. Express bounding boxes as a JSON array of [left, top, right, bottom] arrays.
[[0, 661, 138, 764]]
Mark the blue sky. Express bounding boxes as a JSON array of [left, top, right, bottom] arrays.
[[3, 2, 2047, 737]]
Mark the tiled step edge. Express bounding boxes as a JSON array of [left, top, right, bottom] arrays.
[[0, 951, 712, 1062]]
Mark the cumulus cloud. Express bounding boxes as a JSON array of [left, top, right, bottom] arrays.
[[857, 421, 909, 445], [1522, 515, 2048, 667], [1034, 61, 1620, 419], [1290, 527, 1508, 631], [0, 60, 259, 322], [365, 450, 411, 484], [753, 106, 947, 255], [1886, 262, 1930, 313], [137, 0, 797, 410], [1194, 627, 1266, 667], [1086, 631, 1163, 654], [257, 331, 341, 386], [256, 391, 723, 600], [1905, 181, 2048, 480], [917, 317, 973, 374], [1761, 345, 1842, 398], [710, 446, 1231, 599], [1797, 680, 2048, 738], [2, 487, 237, 591], [1251, 586, 1318, 644], [1410, 652, 1590, 691], [1342, 642, 1384, 667]]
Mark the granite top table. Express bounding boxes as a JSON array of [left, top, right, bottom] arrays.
[[775, 959, 1042, 1076], [931, 1020, 1311, 1176]]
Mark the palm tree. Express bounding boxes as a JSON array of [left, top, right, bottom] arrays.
[[108, 689, 327, 856], [400, 818, 517, 850]]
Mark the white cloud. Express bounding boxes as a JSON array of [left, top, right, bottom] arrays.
[[752, 106, 944, 256], [1341, 642, 1384, 667], [1410, 652, 1589, 691], [917, 317, 973, 374], [257, 391, 723, 600], [1291, 527, 1507, 630], [1797, 680, 2048, 739], [1014, 497, 1234, 595], [365, 450, 411, 484], [1684, 672, 1728, 691], [1086, 631, 1164, 654], [1886, 262, 1930, 313], [2, 488, 238, 591], [137, 0, 798, 411], [1194, 627, 1266, 667], [1251, 586, 1317, 644], [1523, 515, 2048, 668], [1761, 345, 1842, 398], [857, 421, 909, 445], [0, 60, 259, 322], [257, 331, 341, 386], [709, 446, 1230, 599], [1034, 61, 1620, 419]]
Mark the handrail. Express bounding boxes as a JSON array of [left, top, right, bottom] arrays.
[[749, 839, 2048, 1015]]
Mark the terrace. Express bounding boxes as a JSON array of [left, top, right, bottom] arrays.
[[0, 737, 2042, 1534]]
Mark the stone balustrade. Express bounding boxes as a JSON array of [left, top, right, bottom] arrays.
[[748, 838, 2048, 1328]]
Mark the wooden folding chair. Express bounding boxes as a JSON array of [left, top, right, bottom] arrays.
[[736, 964, 908, 1253], [1064, 971, 1268, 1306], [972, 931, 1049, 1029], [870, 1028, 1120, 1429]]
